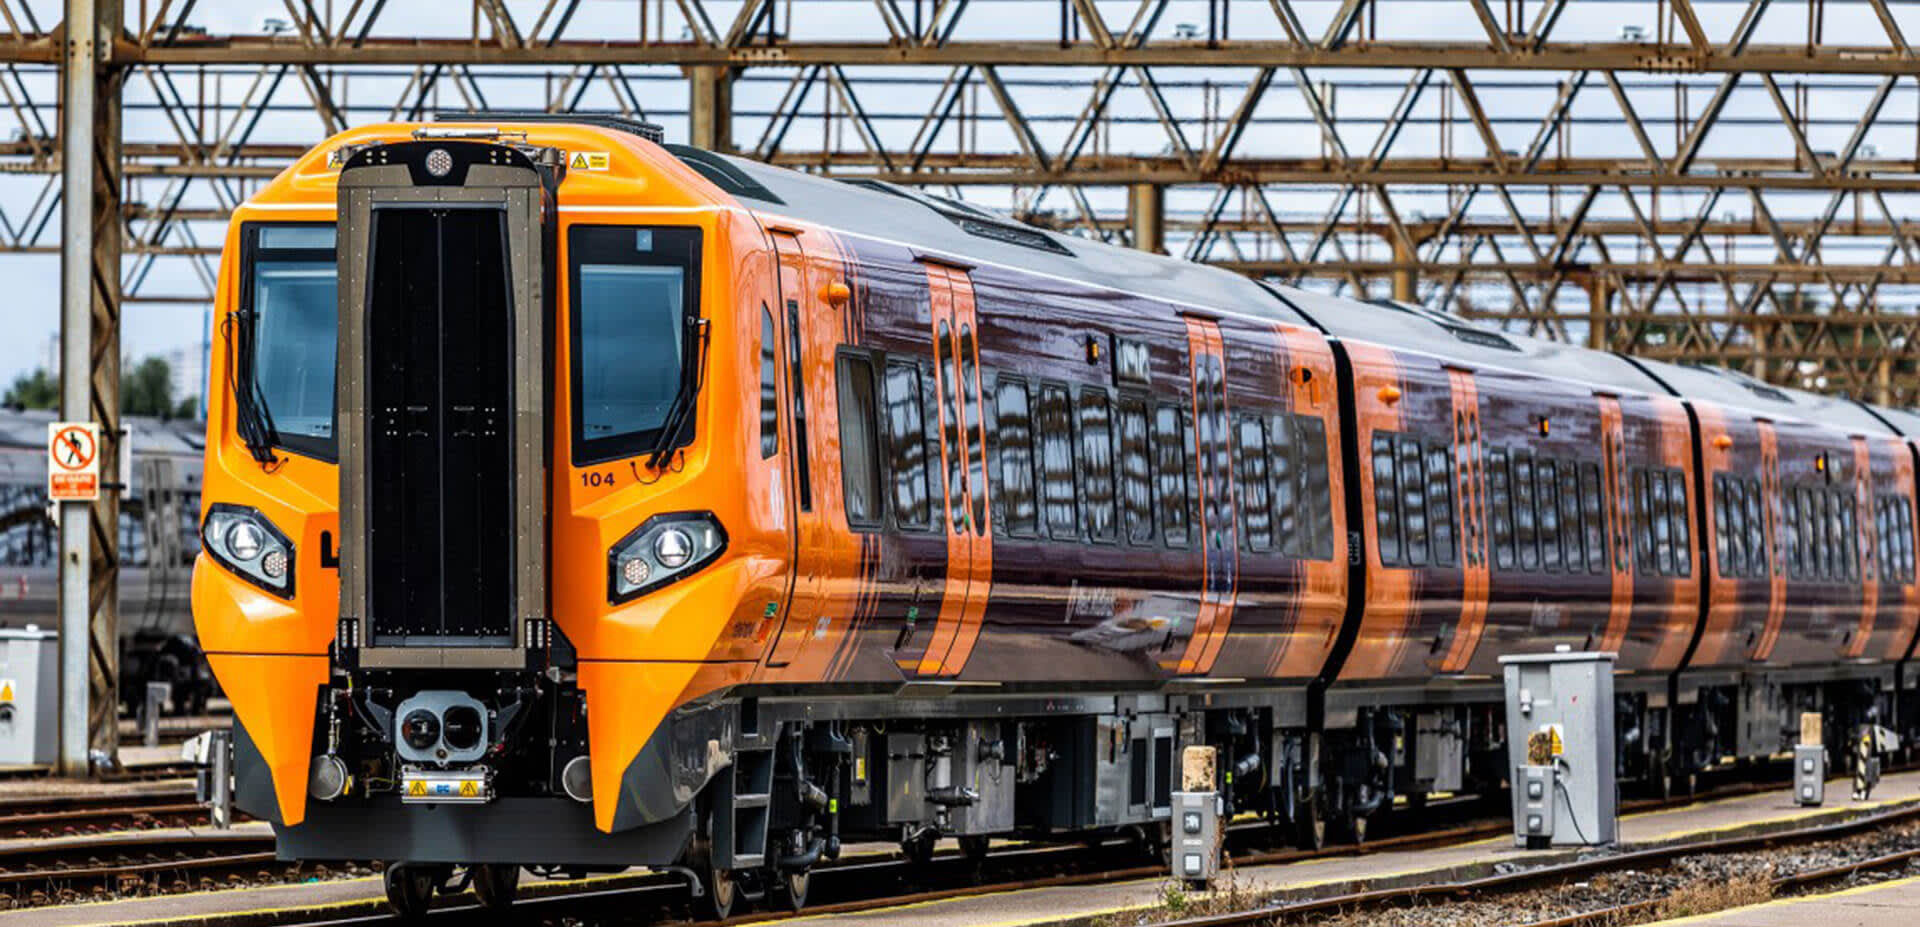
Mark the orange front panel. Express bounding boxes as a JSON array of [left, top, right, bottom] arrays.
[[1596, 396, 1638, 654]]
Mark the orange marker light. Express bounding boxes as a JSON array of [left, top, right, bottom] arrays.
[[1713, 434, 1733, 450], [1538, 418, 1550, 437], [1378, 385, 1402, 404], [820, 281, 851, 306]]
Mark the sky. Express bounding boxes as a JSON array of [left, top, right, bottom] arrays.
[[3, 0, 1916, 400]]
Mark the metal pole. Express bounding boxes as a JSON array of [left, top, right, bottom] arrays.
[[1128, 183, 1164, 255], [57, 0, 99, 777]]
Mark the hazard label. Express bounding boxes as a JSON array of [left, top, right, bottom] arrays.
[[0, 679, 13, 703], [1546, 724, 1565, 757], [47, 422, 100, 502], [567, 150, 610, 171], [407, 779, 428, 797]]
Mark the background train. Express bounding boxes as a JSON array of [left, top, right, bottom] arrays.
[[193, 115, 1920, 917], [0, 408, 214, 714]]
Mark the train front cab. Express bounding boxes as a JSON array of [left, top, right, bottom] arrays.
[[192, 122, 798, 910]]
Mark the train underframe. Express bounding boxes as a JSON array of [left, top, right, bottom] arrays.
[[245, 658, 1917, 918]]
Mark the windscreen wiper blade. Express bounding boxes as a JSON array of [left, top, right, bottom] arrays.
[[643, 317, 710, 470], [226, 309, 281, 466]]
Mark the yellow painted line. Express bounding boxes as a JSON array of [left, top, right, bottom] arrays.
[[1644, 872, 1920, 926], [74, 870, 645, 927]]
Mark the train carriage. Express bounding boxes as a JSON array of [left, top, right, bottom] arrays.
[[190, 115, 1920, 918]]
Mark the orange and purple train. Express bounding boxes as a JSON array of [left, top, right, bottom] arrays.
[[192, 114, 1920, 916]]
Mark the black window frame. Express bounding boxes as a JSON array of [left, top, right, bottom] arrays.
[[568, 223, 704, 466], [994, 374, 1039, 538], [1154, 402, 1192, 549], [1372, 432, 1402, 567], [1076, 384, 1119, 544], [238, 220, 340, 462], [833, 348, 885, 531], [1038, 382, 1078, 540], [884, 358, 934, 531]]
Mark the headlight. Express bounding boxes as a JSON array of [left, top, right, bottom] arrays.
[[608, 512, 726, 603], [202, 503, 296, 598]]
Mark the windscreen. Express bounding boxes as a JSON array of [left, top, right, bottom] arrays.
[[569, 225, 701, 464], [246, 224, 337, 458]]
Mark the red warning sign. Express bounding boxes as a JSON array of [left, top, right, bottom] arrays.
[[47, 422, 100, 502]]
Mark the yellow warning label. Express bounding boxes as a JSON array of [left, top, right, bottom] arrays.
[[568, 151, 610, 171], [1547, 724, 1565, 757], [407, 780, 428, 797], [459, 780, 479, 798], [0, 680, 13, 703]]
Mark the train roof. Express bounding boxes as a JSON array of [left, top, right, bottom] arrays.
[[1621, 358, 1895, 435], [1864, 404, 1920, 437], [691, 152, 1321, 330], [1264, 286, 1674, 395]]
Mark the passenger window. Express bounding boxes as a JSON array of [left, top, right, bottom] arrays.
[[1238, 418, 1273, 551], [1489, 448, 1515, 570], [1119, 398, 1154, 545], [1398, 437, 1429, 567], [1154, 404, 1191, 548], [934, 324, 965, 533], [1835, 495, 1850, 579], [958, 327, 987, 537], [1670, 470, 1692, 576], [787, 301, 812, 511], [1296, 415, 1335, 561], [1538, 458, 1562, 573], [835, 353, 883, 529], [1372, 434, 1401, 566], [1651, 469, 1674, 576], [1269, 415, 1297, 556], [1427, 443, 1456, 567], [760, 308, 779, 458], [885, 361, 931, 530], [1514, 452, 1539, 571], [1740, 477, 1760, 578], [1077, 386, 1117, 543], [1713, 475, 1732, 576], [1581, 463, 1606, 574], [995, 377, 1037, 537], [1632, 468, 1654, 575], [1558, 460, 1582, 572], [1783, 486, 1803, 578], [1039, 384, 1076, 539]]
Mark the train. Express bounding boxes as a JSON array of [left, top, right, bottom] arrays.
[[192, 113, 1920, 918], [0, 408, 214, 715]]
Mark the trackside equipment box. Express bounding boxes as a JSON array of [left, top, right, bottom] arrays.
[[0, 626, 58, 765], [1501, 650, 1617, 847]]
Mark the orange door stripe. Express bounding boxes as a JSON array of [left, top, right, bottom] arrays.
[[1439, 368, 1489, 673], [917, 264, 970, 675], [938, 269, 995, 677], [1596, 397, 1636, 654], [1846, 437, 1878, 659]]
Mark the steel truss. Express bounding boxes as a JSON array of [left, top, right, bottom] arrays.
[[3, 0, 1918, 415]]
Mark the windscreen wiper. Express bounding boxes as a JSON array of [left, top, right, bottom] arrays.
[[225, 309, 282, 466], [643, 316, 710, 470]]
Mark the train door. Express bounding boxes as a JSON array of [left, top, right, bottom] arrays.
[[1174, 316, 1237, 675], [765, 231, 829, 666], [915, 262, 993, 677]]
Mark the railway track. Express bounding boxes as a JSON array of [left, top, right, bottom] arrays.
[[140, 767, 1895, 927], [0, 787, 242, 839], [1135, 802, 1920, 927], [0, 763, 1905, 923]]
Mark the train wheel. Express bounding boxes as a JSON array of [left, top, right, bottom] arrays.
[[900, 831, 937, 865], [1292, 794, 1326, 852], [776, 868, 811, 913], [383, 863, 440, 919], [695, 864, 738, 921], [470, 863, 520, 909], [958, 834, 991, 864]]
